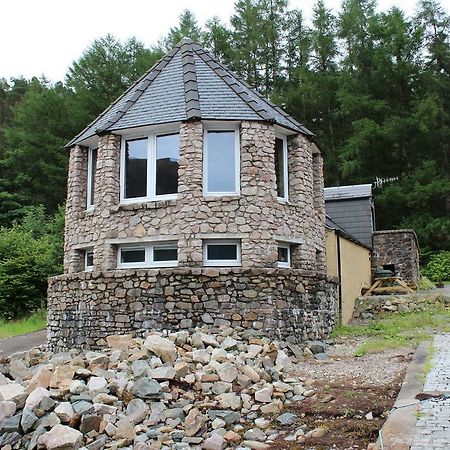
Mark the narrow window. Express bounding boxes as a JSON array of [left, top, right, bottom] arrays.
[[275, 136, 288, 200], [85, 249, 94, 271], [117, 242, 178, 268], [203, 240, 241, 267], [119, 247, 146, 267], [153, 244, 178, 264], [87, 148, 97, 208], [124, 138, 148, 199], [156, 133, 179, 196], [205, 130, 239, 195], [277, 244, 291, 268]]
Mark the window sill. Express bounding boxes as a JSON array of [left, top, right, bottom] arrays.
[[203, 195, 240, 202], [117, 263, 178, 270], [112, 198, 178, 212]]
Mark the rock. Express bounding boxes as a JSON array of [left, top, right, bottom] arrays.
[[218, 393, 242, 410], [273, 381, 292, 393], [106, 334, 133, 350], [192, 349, 210, 364], [275, 350, 292, 370], [241, 366, 260, 383], [87, 376, 107, 392], [315, 353, 329, 361], [276, 412, 298, 426], [25, 387, 50, 410], [144, 335, 177, 363], [132, 377, 162, 398], [211, 418, 226, 429], [243, 428, 266, 441], [208, 410, 240, 425], [224, 430, 241, 443], [185, 408, 207, 437], [147, 366, 176, 380], [54, 402, 77, 424], [241, 441, 270, 449], [49, 365, 75, 389], [0, 383, 25, 401], [203, 433, 225, 449], [38, 424, 83, 450], [115, 418, 136, 440], [174, 362, 190, 378], [307, 340, 326, 354], [80, 414, 102, 434], [303, 389, 315, 398], [254, 418, 270, 429], [221, 337, 238, 350], [216, 362, 238, 383], [366, 411, 373, 420], [255, 385, 273, 403], [0, 413, 21, 433], [72, 400, 93, 415], [126, 398, 149, 424], [260, 400, 283, 414], [308, 427, 328, 438], [21, 407, 38, 433], [26, 367, 52, 392], [131, 360, 150, 377], [0, 400, 16, 421], [92, 393, 117, 404]]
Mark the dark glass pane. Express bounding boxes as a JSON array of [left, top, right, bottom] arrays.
[[207, 244, 237, 260], [275, 137, 285, 198], [154, 247, 177, 262], [156, 134, 179, 196], [125, 139, 147, 198], [86, 251, 94, 267], [89, 148, 97, 206], [207, 131, 236, 193], [278, 246, 289, 263], [120, 248, 146, 263]]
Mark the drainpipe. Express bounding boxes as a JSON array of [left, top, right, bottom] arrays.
[[336, 233, 343, 325]]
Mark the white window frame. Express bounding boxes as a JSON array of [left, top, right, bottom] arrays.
[[203, 125, 240, 196], [277, 243, 291, 268], [86, 148, 97, 209], [275, 134, 289, 202], [120, 131, 180, 204], [203, 240, 241, 267], [84, 248, 94, 272], [117, 242, 178, 269]]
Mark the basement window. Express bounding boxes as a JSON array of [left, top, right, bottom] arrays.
[[277, 244, 291, 268], [121, 132, 180, 202], [203, 240, 241, 267], [84, 249, 94, 271], [117, 242, 178, 269]]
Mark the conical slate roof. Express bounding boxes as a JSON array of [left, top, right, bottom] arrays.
[[67, 37, 312, 147]]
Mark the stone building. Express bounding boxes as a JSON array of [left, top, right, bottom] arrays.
[[47, 38, 337, 350]]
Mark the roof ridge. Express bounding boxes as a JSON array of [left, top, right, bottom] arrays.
[[180, 39, 200, 120], [65, 43, 183, 148]]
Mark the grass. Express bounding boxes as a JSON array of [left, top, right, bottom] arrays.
[[332, 305, 450, 356], [0, 309, 47, 339]]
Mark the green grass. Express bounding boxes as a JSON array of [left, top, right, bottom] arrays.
[[0, 309, 47, 339], [333, 306, 450, 356]]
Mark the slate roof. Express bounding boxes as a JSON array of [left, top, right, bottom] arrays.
[[67, 37, 312, 147], [325, 215, 371, 250], [324, 184, 373, 201]]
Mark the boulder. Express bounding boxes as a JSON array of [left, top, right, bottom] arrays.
[[54, 402, 77, 424], [0, 400, 16, 421], [144, 335, 177, 363], [0, 383, 25, 401], [38, 424, 83, 450], [25, 387, 50, 410]]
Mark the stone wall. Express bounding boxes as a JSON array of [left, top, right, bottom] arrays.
[[371, 230, 420, 285], [63, 120, 325, 274], [47, 268, 338, 351], [353, 293, 449, 321]]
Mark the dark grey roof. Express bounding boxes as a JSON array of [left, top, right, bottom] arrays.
[[67, 37, 312, 147], [324, 183, 372, 201], [326, 215, 372, 250]]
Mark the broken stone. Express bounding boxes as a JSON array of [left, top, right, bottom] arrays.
[[276, 412, 298, 426], [0, 383, 25, 402], [132, 377, 162, 399], [38, 424, 83, 450], [144, 335, 177, 363], [185, 408, 207, 437], [254, 385, 273, 403]]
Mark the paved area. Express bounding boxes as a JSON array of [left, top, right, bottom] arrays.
[[0, 330, 47, 358], [411, 334, 450, 450]]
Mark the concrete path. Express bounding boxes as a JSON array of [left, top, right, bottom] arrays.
[[0, 330, 47, 358], [411, 334, 450, 450]]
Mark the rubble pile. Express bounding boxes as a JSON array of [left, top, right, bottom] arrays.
[[0, 327, 327, 450]]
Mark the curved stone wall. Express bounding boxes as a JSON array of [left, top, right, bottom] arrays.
[[63, 120, 325, 274], [47, 268, 338, 351]]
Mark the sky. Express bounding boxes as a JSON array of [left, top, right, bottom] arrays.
[[1, 0, 429, 82]]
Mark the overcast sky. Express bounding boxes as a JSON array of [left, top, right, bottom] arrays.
[[1, 0, 431, 82]]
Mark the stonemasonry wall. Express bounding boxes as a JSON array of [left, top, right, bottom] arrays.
[[63, 120, 325, 273], [371, 230, 420, 284], [47, 268, 338, 351]]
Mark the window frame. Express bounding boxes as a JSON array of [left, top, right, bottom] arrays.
[[277, 243, 291, 268], [203, 239, 241, 267], [120, 130, 180, 204], [117, 242, 178, 269], [275, 134, 289, 202], [86, 147, 98, 209], [203, 125, 240, 197], [84, 248, 94, 272]]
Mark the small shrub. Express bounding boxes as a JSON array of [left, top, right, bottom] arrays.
[[418, 276, 435, 290], [422, 251, 450, 283]]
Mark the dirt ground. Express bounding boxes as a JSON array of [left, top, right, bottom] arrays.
[[270, 337, 414, 450]]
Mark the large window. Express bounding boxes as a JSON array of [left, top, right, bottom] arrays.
[[275, 136, 288, 201], [203, 240, 241, 267], [204, 129, 239, 195], [121, 132, 180, 202], [117, 242, 178, 269], [87, 148, 97, 208]]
